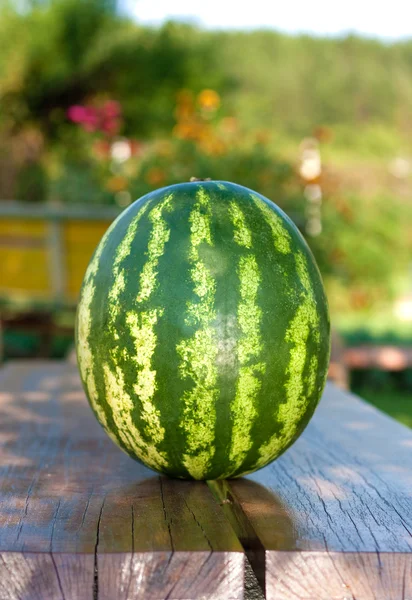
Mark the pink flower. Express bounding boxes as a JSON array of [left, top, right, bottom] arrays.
[[103, 100, 121, 119], [101, 117, 121, 136], [67, 105, 100, 131], [81, 108, 99, 131], [67, 105, 88, 123], [68, 100, 123, 136]]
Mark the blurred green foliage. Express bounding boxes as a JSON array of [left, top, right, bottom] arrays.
[[309, 193, 412, 312], [352, 385, 412, 428], [3, 2, 412, 145], [352, 368, 412, 428], [1, 0, 412, 316], [0, 0, 229, 137]]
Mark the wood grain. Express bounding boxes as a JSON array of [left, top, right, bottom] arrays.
[[219, 382, 412, 600], [0, 361, 244, 600]]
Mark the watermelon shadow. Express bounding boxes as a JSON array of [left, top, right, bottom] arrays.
[[208, 477, 297, 596]]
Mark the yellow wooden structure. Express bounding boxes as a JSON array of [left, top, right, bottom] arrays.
[[0, 202, 121, 307]]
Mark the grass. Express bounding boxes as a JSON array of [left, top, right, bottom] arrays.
[[353, 388, 412, 429]]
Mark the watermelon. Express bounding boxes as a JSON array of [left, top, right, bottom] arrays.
[[76, 181, 330, 480]]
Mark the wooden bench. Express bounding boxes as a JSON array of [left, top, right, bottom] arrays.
[[0, 361, 411, 599], [0, 202, 120, 306], [0, 202, 120, 358]]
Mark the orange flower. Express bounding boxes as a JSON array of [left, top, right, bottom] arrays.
[[313, 126, 333, 143], [175, 90, 195, 120], [199, 137, 226, 156], [350, 289, 372, 310], [106, 175, 127, 192], [177, 89, 194, 107], [173, 122, 192, 139], [155, 140, 173, 157], [173, 121, 204, 141], [92, 139, 110, 159], [255, 130, 270, 145], [146, 167, 166, 185], [197, 89, 220, 111], [220, 117, 238, 135]]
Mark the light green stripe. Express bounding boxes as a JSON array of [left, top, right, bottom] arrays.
[[251, 193, 291, 254], [228, 201, 252, 249], [77, 219, 119, 444], [126, 309, 165, 447], [295, 251, 312, 296], [225, 205, 264, 476], [177, 188, 218, 479], [102, 362, 166, 470], [236, 256, 264, 364], [307, 355, 318, 397], [104, 196, 173, 467], [253, 251, 320, 470], [137, 194, 173, 303], [216, 182, 227, 190], [108, 201, 152, 330]]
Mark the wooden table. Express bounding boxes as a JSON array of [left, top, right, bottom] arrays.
[[0, 361, 411, 600]]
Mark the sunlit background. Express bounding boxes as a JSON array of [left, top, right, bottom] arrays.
[[122, 0, 412, 38], [1, 0, 412, 424]]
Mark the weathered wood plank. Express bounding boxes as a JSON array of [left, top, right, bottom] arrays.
[[217, 382, 412, 600], [0, 361, 244, 600]]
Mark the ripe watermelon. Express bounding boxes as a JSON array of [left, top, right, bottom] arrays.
[[76, 181, 330, 480]]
